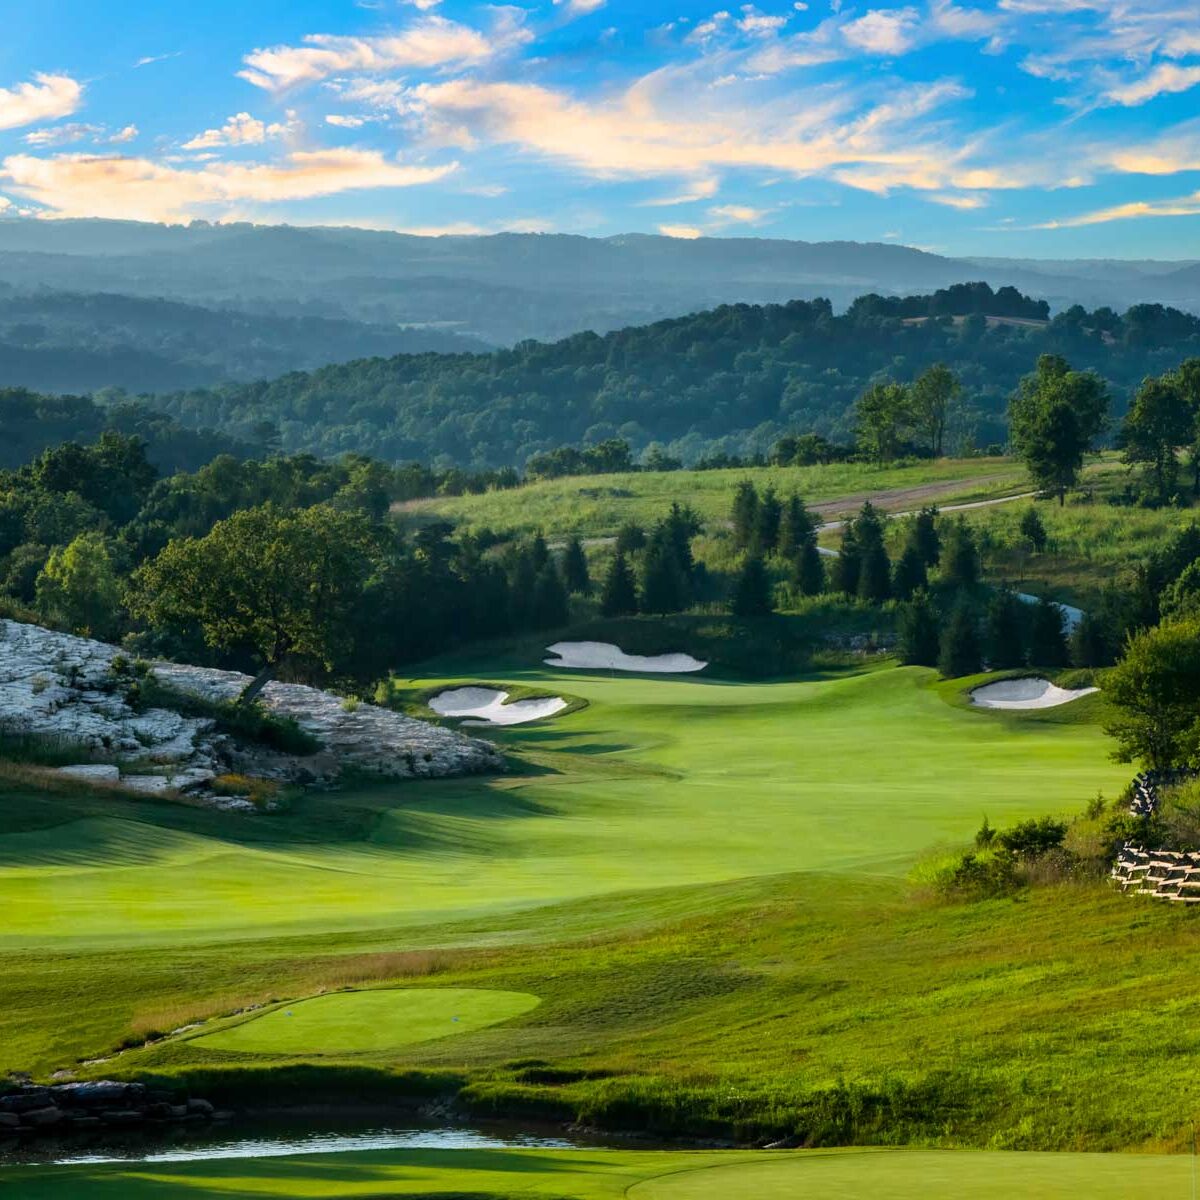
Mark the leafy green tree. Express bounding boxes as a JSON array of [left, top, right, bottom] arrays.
[[1, 543, 49, 604], [755, 486, 782, 554], [731, 480, 760, 550], [1105, 617, 1200, 770], [1121, 373, 1193, 505], [600, 552, 638, 617], [986, 585, 1026, 669], [792, 541, 825, 596], [1019, 507, 1048, 553], [777, 493, 815, 560], [1161, 560, 1200, 619], [34, 531, 122, 639], [910, 363, 960, 457], [1008, 354, 1109, 504], [731, 555, 773, 617], [1028, 597, 1069, 667], [891, 541, 927, 601], [938, 600, 982, 678], [941, 519, 980, 588], [562, 536, 591, 595], [898, 589, 941, 667], [129, 503, 377, 702], [855, 381, 912, 463], [913, 506, 941, 567], [532, 562, 569, 628], [1176, 358, 1200, 496]]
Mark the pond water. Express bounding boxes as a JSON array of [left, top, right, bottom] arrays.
[[0, 1113, 625, 1167]]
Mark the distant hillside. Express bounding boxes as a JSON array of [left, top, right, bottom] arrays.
[[139, 284, 1200, 469], [0, 286, 488, 395], [0, 220, 1196, 349]]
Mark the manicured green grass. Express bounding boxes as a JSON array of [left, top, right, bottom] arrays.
[[0, 665, 1123, 953], [403, 458, 1028, 538], [8, 1147, 1197, 1198], [190, 988, 541, 1055]]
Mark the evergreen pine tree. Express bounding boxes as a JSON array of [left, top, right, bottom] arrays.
[[731, 480, 760, 550], [640, 539, 685, 614], [891, 541, 928, 601], [732, 555, 773, 617], [777, 493, 815, 560], [938, 599, 983, 677], [530, 531, 550, 572], [1028, 596, 1069, 666], [794, 541, 825, 596], [508, 546, 538, 629], [857, 538, 892, 603], [986, 585, 1026, 669], [1070, 612, 1110, 668], [615, 521, 646, 556], [1020, 507, 1048, 553], [852, 502, 890, 603], [913, 505, 941, 567], [755, 486, 783, 554], [600, 552, 638, 617], [531, 562, 569, 628], [562, 536, 591, 595], [832, 526, 861, 597], [898, 589, 941, 666], [941, 518, 980, 588]]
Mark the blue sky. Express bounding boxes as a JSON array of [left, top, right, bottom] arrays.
[[1, 0, 1199, 257]]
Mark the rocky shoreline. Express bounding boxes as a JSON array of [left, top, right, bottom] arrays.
[[0, 1081, 223, 1139]]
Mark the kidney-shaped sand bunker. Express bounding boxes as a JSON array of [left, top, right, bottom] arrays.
[[190, 988, 541, 1055]]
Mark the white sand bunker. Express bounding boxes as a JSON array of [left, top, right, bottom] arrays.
[[971, 677, 1098, 710], [429, 687, 568, 726], [545, 641, 707, 673]]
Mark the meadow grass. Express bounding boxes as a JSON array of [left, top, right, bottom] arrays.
[[402, 457, 1028, 538]]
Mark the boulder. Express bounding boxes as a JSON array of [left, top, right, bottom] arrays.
[[20, 1106, 63, 1128]]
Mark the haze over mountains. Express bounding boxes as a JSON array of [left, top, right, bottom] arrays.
[[0, 220, 1198, 396]]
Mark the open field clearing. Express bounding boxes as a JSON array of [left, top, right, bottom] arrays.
[[10, 1146, 1200, 1198], [402, 458, 1030, 538]]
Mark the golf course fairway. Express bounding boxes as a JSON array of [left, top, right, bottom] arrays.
[[0, 664, 1124, 951], [8, 1147, 1196, 1198], [190, 988, 541, 1055]]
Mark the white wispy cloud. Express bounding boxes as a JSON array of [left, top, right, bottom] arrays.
[[658, 223, 704, 238], [239, 15, 528, 91], [1, 148, 457, 222], [134, 51, 182, 68], [0, 74, 83, 132], [1032, 190, 1200, 227], [639, 176, 721, 206], [554, 0, 608, 16], [1103, 63, 1200, 107]]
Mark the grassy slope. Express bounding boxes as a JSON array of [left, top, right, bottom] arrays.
[[11, 1147, 1199, 1199], [402, 458, 1027, 538]]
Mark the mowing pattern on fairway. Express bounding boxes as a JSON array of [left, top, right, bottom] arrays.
[[8, 1147, 1196, 1199], [190, 988, 540, 1055]]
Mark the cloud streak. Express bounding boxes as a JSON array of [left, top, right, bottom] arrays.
[[0, 74, 83, 132]]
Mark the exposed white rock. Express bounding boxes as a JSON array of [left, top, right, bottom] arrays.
[[430, 687, 568, 726], [545, 641, 707, 674], [57, 764, 120, 783], [971, 677, 1098, 710], [0, 619, 501, 802]]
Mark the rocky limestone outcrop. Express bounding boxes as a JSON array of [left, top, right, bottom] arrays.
[[0, 619, 500, 805]]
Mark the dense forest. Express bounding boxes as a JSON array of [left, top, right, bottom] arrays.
[[0, 286, 486, 394], [135, 284, 1200, 469]]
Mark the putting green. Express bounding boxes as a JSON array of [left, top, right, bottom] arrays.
[[190, 988, 540, 1055], [5, 1148, 1194, 1198]]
